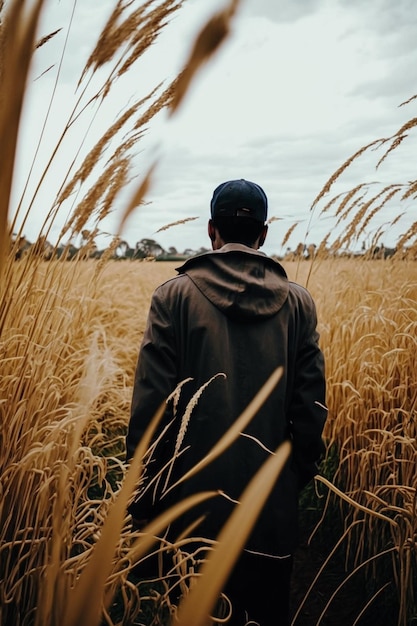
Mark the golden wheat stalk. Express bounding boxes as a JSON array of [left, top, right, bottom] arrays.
[[169, 0, 240, 115], [156, 217, 199, 233], [0, 0, 45, 278]]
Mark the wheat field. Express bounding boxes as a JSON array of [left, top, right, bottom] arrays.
[[1, 254, 416, 625]]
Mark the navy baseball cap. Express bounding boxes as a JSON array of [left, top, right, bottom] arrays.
[[210, 179, 268, 223]]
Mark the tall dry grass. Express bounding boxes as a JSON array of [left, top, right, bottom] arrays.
[[307, 101, 417, 259], [2, 254, 416, 625], [283, 258, 417, 625]]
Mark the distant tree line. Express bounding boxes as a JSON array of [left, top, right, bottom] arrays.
[[11, 234, 210, 261], [282, 242, 411, 260], [11, 234, 415, 262]]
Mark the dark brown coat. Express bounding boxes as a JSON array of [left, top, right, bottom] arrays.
[[127, 243, 327, 556]]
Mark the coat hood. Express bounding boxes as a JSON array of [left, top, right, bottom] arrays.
[[177, 243, 289, 321]]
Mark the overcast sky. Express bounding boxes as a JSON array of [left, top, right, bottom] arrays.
[[12, 0, 417, 255]]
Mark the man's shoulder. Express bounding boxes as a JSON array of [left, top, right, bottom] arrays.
[[153, 273, 190, 297], [287, 281, 316, 308]]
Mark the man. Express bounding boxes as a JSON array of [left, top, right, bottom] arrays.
[[126, 179, 327, 625]]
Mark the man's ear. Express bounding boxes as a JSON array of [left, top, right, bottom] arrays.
[[258, 224, 268, 248], [208, 219, 216, 242]]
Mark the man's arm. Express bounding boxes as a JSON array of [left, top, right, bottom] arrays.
[[126, 288, 178, 519], [289, 295, 328, 490]]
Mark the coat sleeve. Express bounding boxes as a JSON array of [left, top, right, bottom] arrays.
[[126, 287, 178, 518], [288, 291, 328, 490]]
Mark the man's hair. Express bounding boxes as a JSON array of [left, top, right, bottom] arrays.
[[212, 216, 265, 246]]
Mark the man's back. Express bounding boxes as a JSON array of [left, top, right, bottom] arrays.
[[127, 243, 326, 556]]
